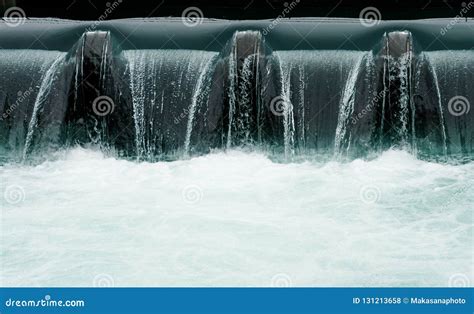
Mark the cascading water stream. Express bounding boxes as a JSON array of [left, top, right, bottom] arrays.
[[275, 52, 296, 158], [124, 50, 218, 160], [225, 31, 264, 148], [421, 50, 474, 157], [0, 27, 472, 162], [1, 20, 473, 289], [271, 50, 371, 157], [423, 53, 448, 157], [126, 50, 148, 159], [380, 31, 414, 151], [184, 55, 219, 155], [23, 54, 66, 160], [0, 50, 68, 161], [235, 55, 256, 143], [226, 37, 238, 149], [400, 54, 412, 147], [334, 53, 368, 156]]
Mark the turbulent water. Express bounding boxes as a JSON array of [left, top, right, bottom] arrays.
[[0, 26, 473, 288], [1, 148, 472, 287]]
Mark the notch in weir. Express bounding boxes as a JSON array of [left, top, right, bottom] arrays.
[[377, 31, 414, 150], [65, 31, 134, 153]]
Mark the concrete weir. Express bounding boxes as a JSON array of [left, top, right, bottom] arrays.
[[0, 18, 473, 161]]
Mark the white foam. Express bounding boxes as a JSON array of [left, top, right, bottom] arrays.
[[1, 148, 473, 286]]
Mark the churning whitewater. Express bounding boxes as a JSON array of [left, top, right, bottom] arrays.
[[0, 18, 473, 289], [1, 148, 472, 287]]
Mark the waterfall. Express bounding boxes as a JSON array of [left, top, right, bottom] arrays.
[[226, 36, 238, 149], [379, 39, 389, 149], [422, 51, 474, 157], [423, 53, 448, 157], [235, 55, 255, 143], [74, 34, 86, 111], [22, 53, 66, 159], [126, 50, 148, 159], [0, 50, 68, 160], [297, 64, 305, 147], [184, 55, 218, 155], [272, 50, 370, 156], [396, 52, 412, 147], [124, 50, 218, 160], [1, 26, 472, 162], [225, 30, 263, 148], [275, 52, 296, 158], [381, 31, 414, 150], [334, 53, 367, 155]]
